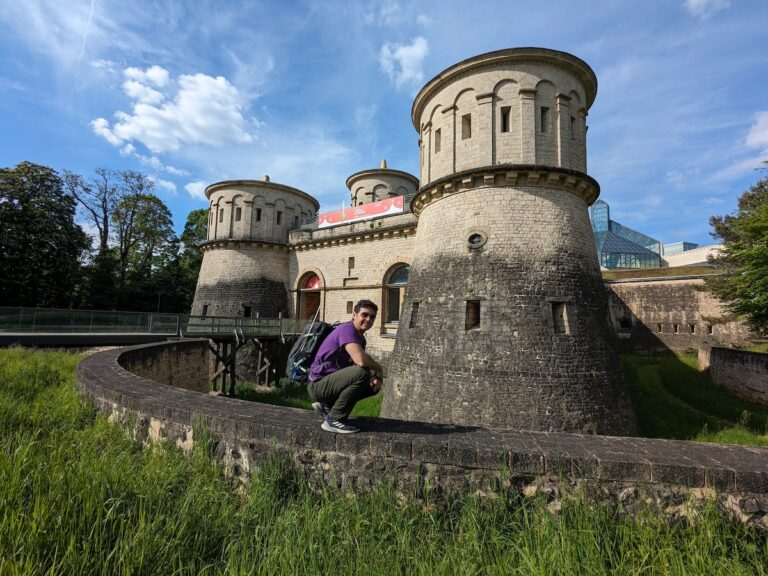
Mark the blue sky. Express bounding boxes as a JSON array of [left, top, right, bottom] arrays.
[[1, 0, 766, 246]]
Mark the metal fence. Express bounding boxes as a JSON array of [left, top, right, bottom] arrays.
[[0, 307, 303, 338]]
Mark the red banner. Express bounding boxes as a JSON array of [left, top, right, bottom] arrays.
[[317, 196, 404, 228]]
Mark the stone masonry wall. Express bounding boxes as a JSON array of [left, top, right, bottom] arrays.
[[117, 339, 209, 393], [606, 278, 753, 351], [708, 347, 768, 406], [347, 171, 418, 206], [192, 244, 289, 317], [289, 214, 417, 359], [416, 54, 590, 185], [207, 181, 318, 245], [76, 341, 768, 530], [383, 184, 634, 435]]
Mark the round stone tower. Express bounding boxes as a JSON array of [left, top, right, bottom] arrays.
[[346, 159, 419, 206], [192, 176, 319, 318], [381, 48, 635, 435]]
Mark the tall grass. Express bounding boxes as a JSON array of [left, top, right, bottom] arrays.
[[1, 348, 767, 574]]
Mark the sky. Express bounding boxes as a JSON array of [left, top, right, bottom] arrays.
[[1, 0, 766, 246]]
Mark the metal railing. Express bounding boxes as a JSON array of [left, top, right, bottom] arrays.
[[180, 315, 303, 338], [0, 307, 303, 339]]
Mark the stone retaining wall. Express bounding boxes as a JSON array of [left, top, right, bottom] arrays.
[[701, 347, 768, 406], [117, 339, 210, 393], [76, 341, 768, 529]]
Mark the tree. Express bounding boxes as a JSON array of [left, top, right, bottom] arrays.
[[64, 168, 154, 254], [0, 162, 90, 307], [705, 176, 768, 336], [180, 208, 207, 270], [111, 192, 178, 309]]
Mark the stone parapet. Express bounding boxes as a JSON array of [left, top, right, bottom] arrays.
[[288, 213, 417, 248], [709, 347, 768, 406], [76, 341, 768, 530]]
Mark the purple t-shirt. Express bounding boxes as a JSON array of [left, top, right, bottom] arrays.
[[309, 321, 366, 381]]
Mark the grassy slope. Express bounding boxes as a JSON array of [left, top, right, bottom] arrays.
[[622, 352, 768, 446], [2, 348, 767, 575]]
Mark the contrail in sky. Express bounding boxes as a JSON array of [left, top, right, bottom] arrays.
[[74, 0, 97, 91]]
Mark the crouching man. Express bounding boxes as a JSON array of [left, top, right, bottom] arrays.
[[308, 299, 384, 433]]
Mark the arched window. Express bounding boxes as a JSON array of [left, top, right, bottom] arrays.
[[384, 264, 410, 329]]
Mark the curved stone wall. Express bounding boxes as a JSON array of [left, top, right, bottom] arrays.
[[384, 175, 634, 435], [413, 48, 595, 185], [346, 167, 419, 206], [76, 341, 768, 529], [206, 179, 319, 244], [192, 242, 290, 317]]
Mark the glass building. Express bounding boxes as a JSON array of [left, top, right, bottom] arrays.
[[590, 200, 662, 269], [663, 241, 699, 255]]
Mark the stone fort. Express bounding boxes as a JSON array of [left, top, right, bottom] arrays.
[[191, 48, 750, 436]]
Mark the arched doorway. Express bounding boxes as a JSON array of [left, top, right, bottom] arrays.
[[383, 264, 410, 334], [298, 272, 323, 320]]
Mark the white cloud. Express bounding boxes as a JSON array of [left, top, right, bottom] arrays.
[[683, 0, 730, 19], [185, 181, 208, 201], [702, 197, 724, 205], [90, 58, 117, 73], [379, 36, 428, 89], [745, 111, 768, 151], [665, 170, 685, 189], [121, 79, 164, 105], [92, 66, 254, 154], [124, 65, 169, 87], [149, 176, 177, 195], [91, 117, 123, 146], [364, 0, 401, 25]]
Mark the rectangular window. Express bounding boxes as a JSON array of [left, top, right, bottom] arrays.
[[551, 302, 570, 335], [346, 301, 353, 314], [707, 324, 713, 335], [500, 106, 511, 133], [218, 209, 224, 223], [462, 114, 472, 139], [540, 107, 550, 133], [673, 323, 680, 334], [202, 305, 209, 317], [276, 211, 283, 225], [689, 324, 696, 334], [465, 300, 480, 330], [409, 302, 419, 328], [243, 305, 252, 318], [294, 215, 299, 227], [656, 323, 663, 333], [434, 128, 441, 153], [235, 207, 242, 222], [255, 208, 262, 222]]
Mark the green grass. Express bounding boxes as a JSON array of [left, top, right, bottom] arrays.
[[744, 342, 768, 354], [622, 352, 768, 446], [602, 265, 719, 281], [2, 347, 768, 574], [236, 379, 382, 418]]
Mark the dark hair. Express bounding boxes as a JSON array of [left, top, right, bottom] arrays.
[[354, 299, 378, 313]]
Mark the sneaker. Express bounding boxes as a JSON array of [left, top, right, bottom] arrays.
[[312, 401, 331, 423], [321, 419, 360, 434]]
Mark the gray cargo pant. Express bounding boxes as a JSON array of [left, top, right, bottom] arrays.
[[307, 366, 377, 421]]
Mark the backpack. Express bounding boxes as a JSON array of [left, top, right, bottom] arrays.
[[285, 320, 337, 383]]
